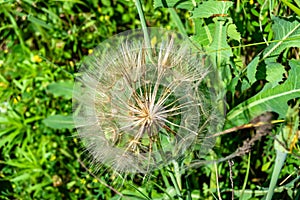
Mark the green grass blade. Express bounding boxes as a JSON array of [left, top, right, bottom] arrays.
[[169, 8, 187, 36], [42, 114, 75, 129], [282, 0, 300, 17], [3, 9, 26, 49], [265, 150, 287, 200]]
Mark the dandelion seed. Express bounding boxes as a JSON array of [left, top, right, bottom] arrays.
[[73, 28, 218, 173]]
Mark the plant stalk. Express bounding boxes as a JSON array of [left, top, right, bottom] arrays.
[[135, 0, 151, 50]]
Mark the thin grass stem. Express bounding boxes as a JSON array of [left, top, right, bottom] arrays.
[[239, 153, 251, 200]]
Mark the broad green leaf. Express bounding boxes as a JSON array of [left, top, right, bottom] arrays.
[[263, 17, 300, 63], [207, 18, 233, 68], [247, 16, 300, 86], [241, 79, 251, 92], [225, 59, 300, 128], [265, 63, 286, 88], [227, 76, 239, 94], [227, 23, 241, 42], [43, 114, 74, 129], [192, 17, 234, 98], [190, 20, 215, 47], [153, 0, 197, 9], [246, 56, 260, 85], [46, 81, 73, 99], [191, 0, 233, 18], [263, 16, 300, 85]]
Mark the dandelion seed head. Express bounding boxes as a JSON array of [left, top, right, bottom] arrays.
[[73, 28, 218, 173]]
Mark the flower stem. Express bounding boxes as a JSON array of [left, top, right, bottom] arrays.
[[135, 0, 151, 50]]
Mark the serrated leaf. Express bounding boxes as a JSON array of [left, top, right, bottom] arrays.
[[227, 76, 239, 94], [191, 0, 233, 18], [43, 114, 74, 129], [246, 16, 300, 87], [263, 16, 300, 83], [225, 59, 300, 128], [46, 81, 73, 99], [246, 56, 260, 85], [207, 19, 233, 68], [153, 0, 196, 9], [227, 23, 241, 42], [190, 21, 215, 47], [265, 63, 286, 88], [241, 79, 251, 91]]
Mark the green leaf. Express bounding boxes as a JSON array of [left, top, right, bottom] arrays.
[[281, 0, 300, 17], [246, 16, 300, 86], [10, 173, 32, 182], [263, 16, 300, 84], [12, 11, 54, 30], [153, 0, 197, 9], [122, 187, 151, 200], [265, 63, 286, 88], [43, 114, 74, 129], [27, 14, 54, 30], [275, 101, 299, 153], [241, 79, 251, 92], [227, 23, 241, 42], [191, 0, 233, 18], [46, 81, 73, 99], [226, 59, 300, 128], [190, 20, 215, 47], [261, 161, 272, 172], [207, 19, 233, 68], [0, 130, 20, 148], [296, 0, 300, 8], [246, 56, 260, 85], [265, 150, 287, 200], [263, 17, 300, 63]]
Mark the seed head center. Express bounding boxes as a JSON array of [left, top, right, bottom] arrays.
[[140, 104, 156, 127]]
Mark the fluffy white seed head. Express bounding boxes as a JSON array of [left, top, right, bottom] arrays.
[[73, 28, 217, 173]]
